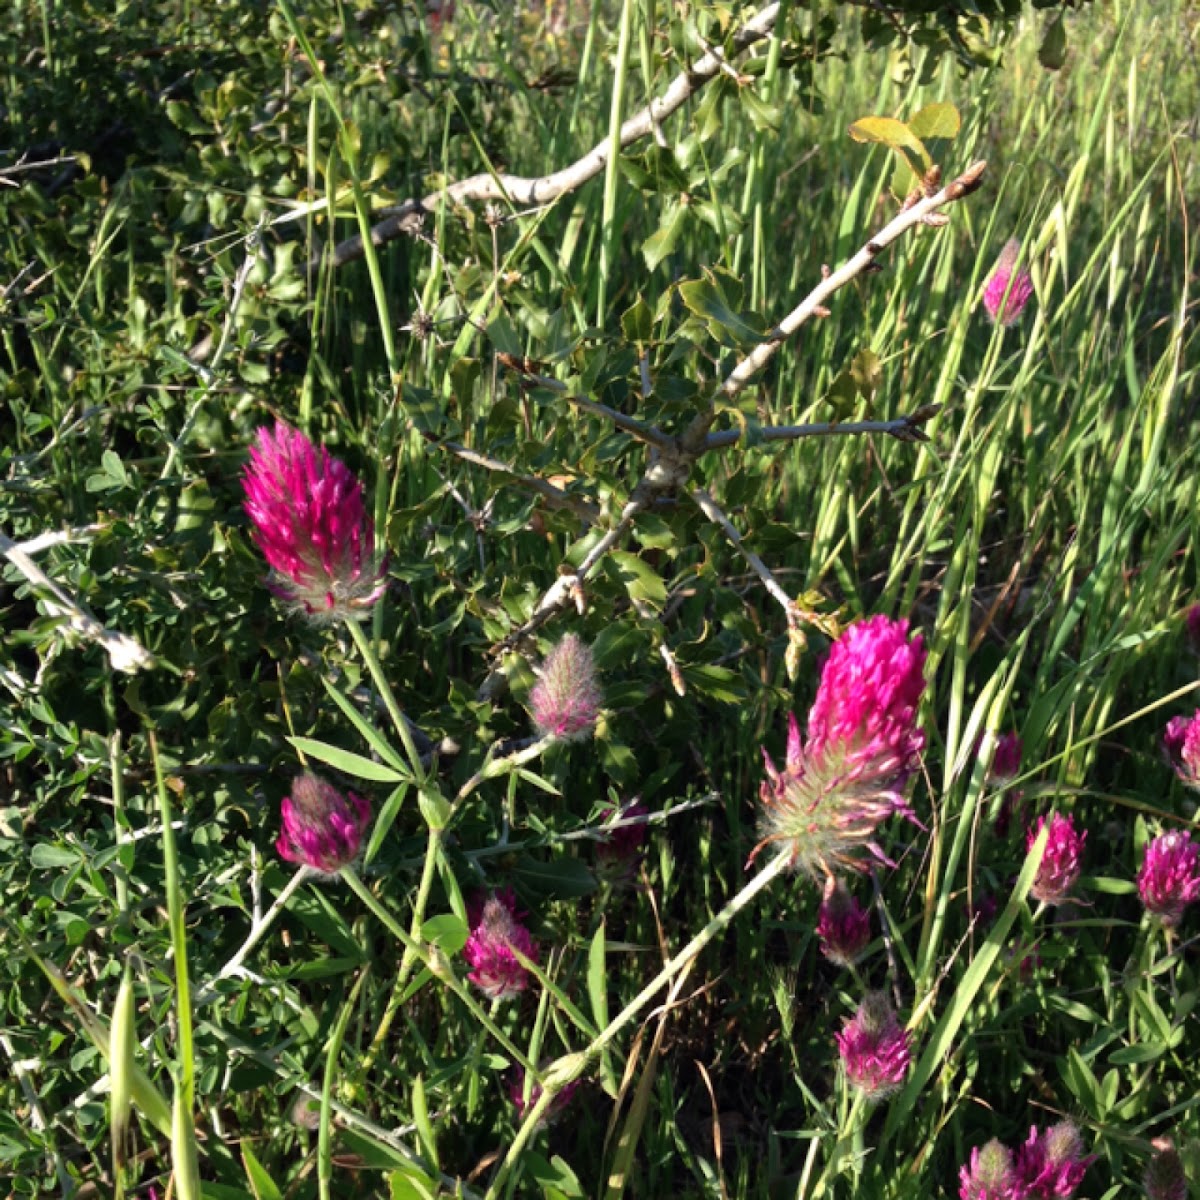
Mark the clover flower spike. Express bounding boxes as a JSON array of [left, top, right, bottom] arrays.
[[983, 240, 1034, 326], [1027, 813, 1085, 905], [242, 421, 387, 622], [595, 801, 649, 885], [509, 1066, 580, 1126], [1016, 1121, 1095, 1199], [835, 992, 911, 1102], [756, 615, 927, 877], [1186, 605, 1200, 654], [464, 890, 537, 1000], [276, 773, 371, 876], [816, 876, 872, 967], [959, 1138, 1024, 1200], [1163, 711, 1200, 790], [1138, 830, 1200, 927], [1145, 1138, 1189, 1200], [529, 634, 602, 741], [990, 731, 1023, 783]]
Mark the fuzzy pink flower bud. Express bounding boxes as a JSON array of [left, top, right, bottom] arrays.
[[755, 615, 927, 876], [595, 802, 649, 885], [276, 773, 371, 876], [816, 876, 872, 967], [959, 1138, 1023, 1200], [1145, 1138, 1188, 1200], [463, 890, 537, 1000], [509, 1067, 580, 1125], [983, 240, 1034, 326], [1016, 1121, 1095, 1199], [242, 421, 387, 622], [529, 634, 601, 741], [1163, 712, 1200, 789], [1027, 813, 1085, 905], [835, 992, 911, 1102], [1138, 830, 1200, 927]]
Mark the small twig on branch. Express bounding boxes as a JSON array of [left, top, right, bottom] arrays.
[[703, 405, 941, 451], [312, 3, 782, 271], [690, 488, 796, 620], [428, 435, 601, 525]]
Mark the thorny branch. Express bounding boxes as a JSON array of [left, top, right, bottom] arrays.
[[479, 160, 986, 683], [312, 3, 782, 271]]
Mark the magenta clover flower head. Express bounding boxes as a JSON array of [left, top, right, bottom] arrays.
[[529, 633, 602, 742], [1027, 812, 1085, 905], [463, 890, 537, 1000], [835, 992, 911, 1102], [509, 1066, 580, 1126], [1145, 1138, 1188, 1200], [984, 239, 1034, 326], [1186, 605, 1200, 654], [1163, 711, 1200, 790], [242, 421, 387, 623], [595, 801, 649, 885], [276, 773, 371, 877], [816, 876, 872, 967], [1138, 830, 1200, 927], [990, 731, 1023, 783], [1016, 1121, 1095, 1199], [959, 1138, 1023, 1200], [756, 615, 927, 877]]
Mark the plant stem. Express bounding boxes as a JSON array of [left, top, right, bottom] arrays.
[[485, 849, 793, 1197], [345, 617, 426, 781]]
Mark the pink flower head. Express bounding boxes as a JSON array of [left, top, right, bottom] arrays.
[[276, 773, 371, 876], [835, 992, 911, 1102], [1016, 1121, 1095, 1199], [595, 801, 649, 885], [1027, 813, 1085, 905], [529, 634, 601, 741], [959, 1138, 1023, 1200], [816, 876, 872, 967], [1163, 712, 1200, 789], [990, 732, 1023, 783], [242, 421, 387, 622], [983, 240, 1034, 326], [756, 615, 927, 876], [1145, 1138, 1188, 1200], [1138, 830, 1200, 926], [1186, 605, 1200, 654], [463, 890, 537, 1000], [509, 1066, 580, 1126]]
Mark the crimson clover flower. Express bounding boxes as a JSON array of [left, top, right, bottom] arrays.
[[959, 1138, 1024, 1200], [1015, 1121, 1095, 1199], [276, 773, 371, 876], [835, 992, 911, 1102], [1138, 830, 1200, 927], [816, 876, 872, 967], [755, 615, 927, 877], [463, 890, 537, 1000], [242, 420, 387, 622], [595, 801, 649, 885], [1027, 813, 1085, 905], [529, 634, 602, 741], [983, 240, 1034, 326], [509, 1066, 580, 1126], [1163, 711, 1200, 789], [989, 731, 1023, 783], [1145, 1138, 1188, 1200]]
